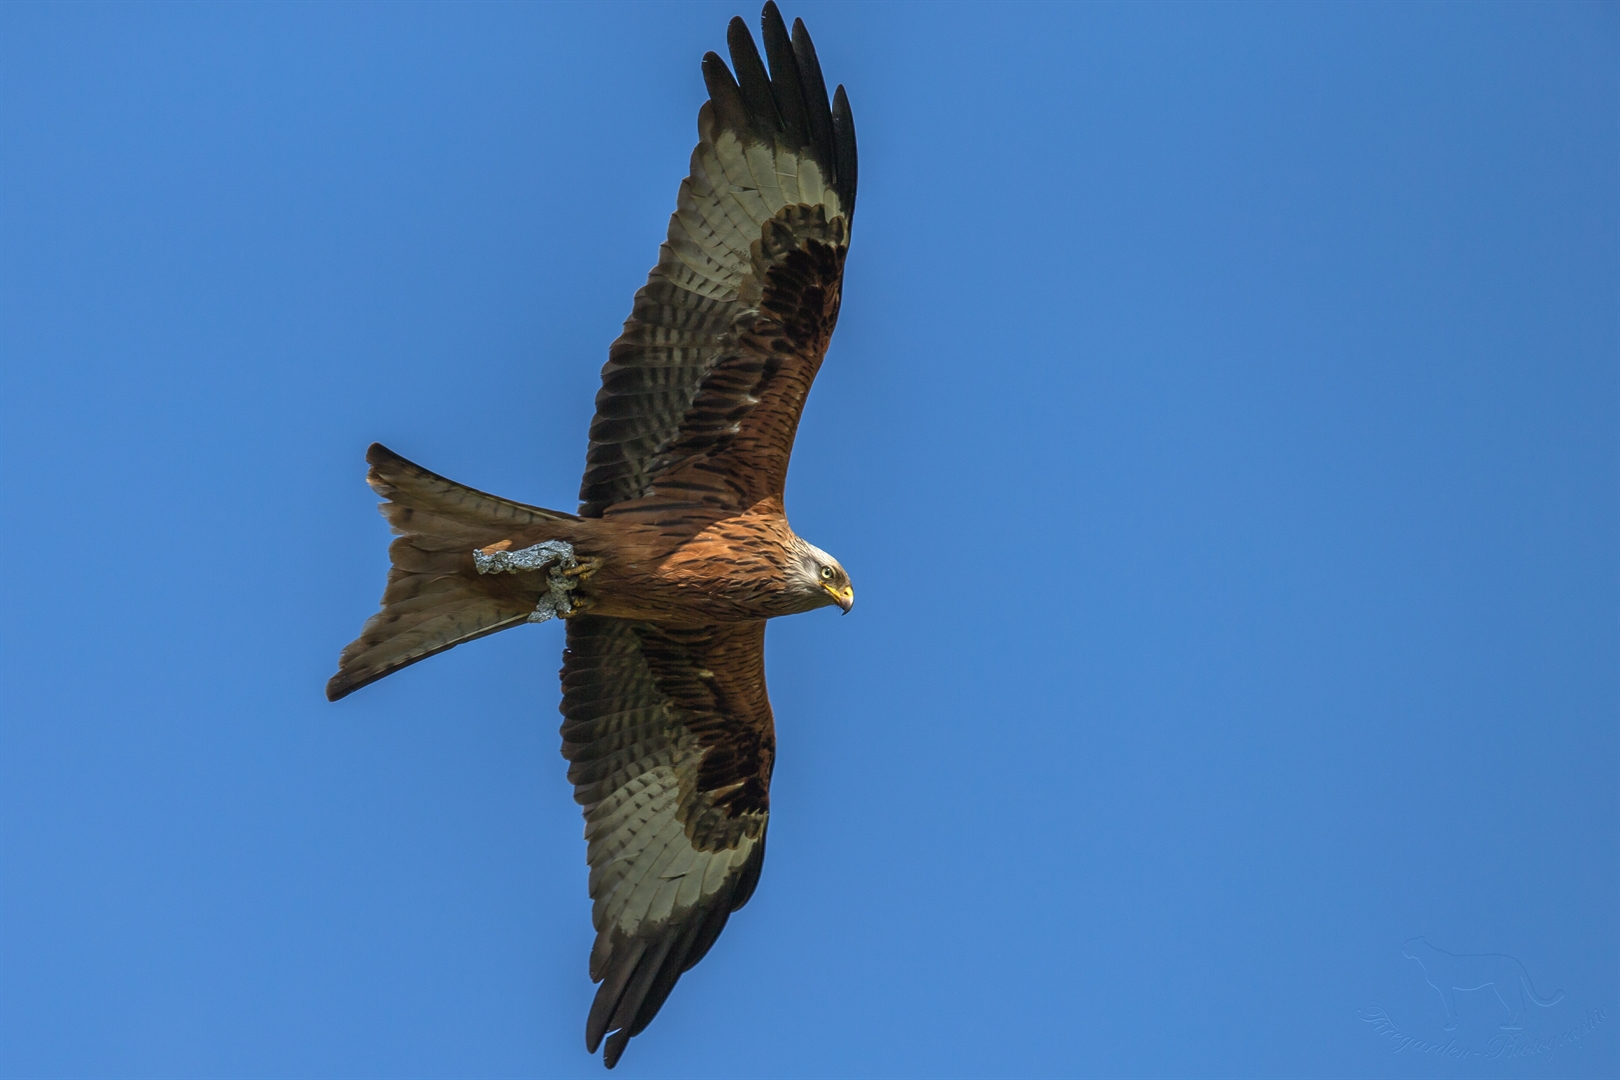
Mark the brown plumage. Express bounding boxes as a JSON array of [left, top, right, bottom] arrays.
[[325, 4, 857, 1069]]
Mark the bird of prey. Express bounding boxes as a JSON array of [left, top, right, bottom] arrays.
[[325, 3, 857, 1069]]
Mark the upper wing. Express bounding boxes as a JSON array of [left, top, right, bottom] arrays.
[[559, 615, 774, 1068], [579, 1, 856, 519]]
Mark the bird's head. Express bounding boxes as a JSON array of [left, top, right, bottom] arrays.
[[789, 539, 854, 614]]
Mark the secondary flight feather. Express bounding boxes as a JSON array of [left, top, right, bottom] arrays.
[[326, 4, 857, 1069]]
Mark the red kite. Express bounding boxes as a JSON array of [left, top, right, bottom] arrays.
[[327, 3, 857, 1068]]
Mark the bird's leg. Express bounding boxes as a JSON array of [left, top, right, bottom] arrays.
[[473, 541, 593, 624]]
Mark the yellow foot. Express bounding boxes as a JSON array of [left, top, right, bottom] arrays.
[[561, 557, 603, 580]]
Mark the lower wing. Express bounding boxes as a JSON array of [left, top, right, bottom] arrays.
[[559, 615, 776, 1068]]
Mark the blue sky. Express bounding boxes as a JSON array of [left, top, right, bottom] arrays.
[[1, 2, 1615, 1077]]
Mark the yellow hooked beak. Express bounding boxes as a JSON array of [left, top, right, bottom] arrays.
[[823, 583, 854, 614]]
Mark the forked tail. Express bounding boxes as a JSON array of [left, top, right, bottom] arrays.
[[325, 443, 579, 701]]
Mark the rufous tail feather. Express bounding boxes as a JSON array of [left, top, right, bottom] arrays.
[[325, 443, 579, 701]]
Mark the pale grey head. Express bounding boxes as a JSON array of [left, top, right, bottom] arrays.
[[787, 536, 854, 614]]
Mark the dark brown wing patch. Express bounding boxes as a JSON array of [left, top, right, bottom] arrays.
[[634, 205, 847, 512]]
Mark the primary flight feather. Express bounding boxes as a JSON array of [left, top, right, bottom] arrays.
[[326, 4, 857, 1069]]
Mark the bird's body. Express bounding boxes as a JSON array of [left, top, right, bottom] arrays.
[[326, 3, 857, 1069], [488, 496, 835, 621]]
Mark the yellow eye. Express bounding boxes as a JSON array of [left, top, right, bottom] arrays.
[[820, 566, 834, 581]]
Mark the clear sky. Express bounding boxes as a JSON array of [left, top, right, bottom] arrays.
[[2, 2, 1616, 1077]]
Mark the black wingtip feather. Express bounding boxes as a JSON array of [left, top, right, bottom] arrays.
[[586, 936, 646, 1054], [599, 933, 679, 1068], [624, 924, 701, 1038], [701, 51, 750, 137], [831, 83, 857, 218], [726, 15, 780, 140], [791, 17, 836, 162], [695, 6, 854, 218], [759, 2, 808, 147], [603, 1028, 630, 1069]]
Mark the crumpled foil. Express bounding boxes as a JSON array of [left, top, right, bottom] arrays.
[[473, 540, 576, 575], [472, 540, 580, 624]]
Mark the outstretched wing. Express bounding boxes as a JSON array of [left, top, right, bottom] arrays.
[[579, 1, 857, 519], [560, 615, 774, 1068]]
